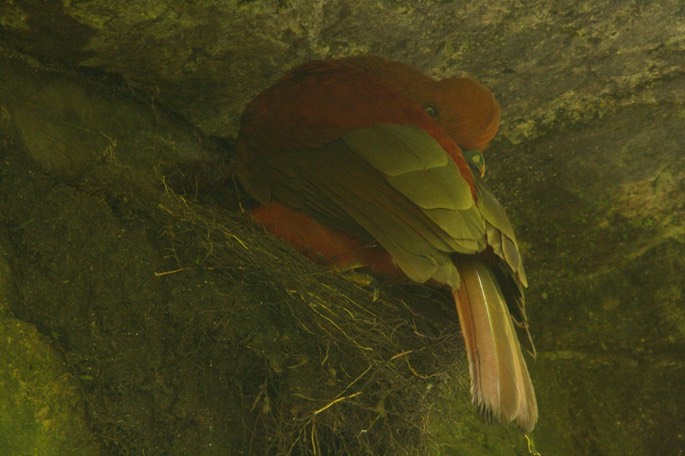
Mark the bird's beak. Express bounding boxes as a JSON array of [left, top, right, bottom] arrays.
[[463, 149, 486, 177]]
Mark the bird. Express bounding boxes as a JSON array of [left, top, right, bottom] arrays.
[[235, 55, 538, 433]]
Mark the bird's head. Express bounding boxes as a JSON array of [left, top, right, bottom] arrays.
[[426, 77, 500, 153]]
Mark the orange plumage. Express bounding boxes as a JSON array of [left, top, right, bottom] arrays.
[[236, 55, 537, 432]]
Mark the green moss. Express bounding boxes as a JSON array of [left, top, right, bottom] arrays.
[[0, 319, 100, 455]]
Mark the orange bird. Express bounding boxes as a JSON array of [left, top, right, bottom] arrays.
[[236, 55, 537, 432]]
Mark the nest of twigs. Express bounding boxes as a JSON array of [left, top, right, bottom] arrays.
[[4, 131, 473, 455], [152, 150, 471, 454]]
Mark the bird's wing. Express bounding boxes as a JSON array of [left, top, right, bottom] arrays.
[[253, 123, 489, 288], [468, 174, 531, 332]]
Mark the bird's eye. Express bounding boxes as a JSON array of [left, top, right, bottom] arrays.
[[424, 104, 439, 119]]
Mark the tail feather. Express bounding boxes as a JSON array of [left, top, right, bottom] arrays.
[[452, 259, 537, 432]]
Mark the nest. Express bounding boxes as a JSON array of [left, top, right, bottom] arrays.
[[150, 155, 469, 454], [4, 132, 474, 455]]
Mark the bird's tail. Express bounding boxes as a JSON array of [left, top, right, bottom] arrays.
[[452, 258, 537, 433]]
